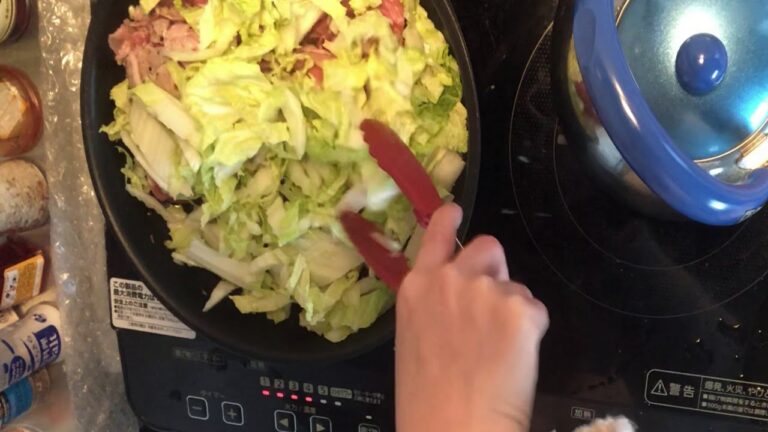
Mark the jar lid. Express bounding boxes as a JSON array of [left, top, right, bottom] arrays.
[[0, 65, 42, 157], [617, 0, 768, 161], [0, 0, 32, 44]]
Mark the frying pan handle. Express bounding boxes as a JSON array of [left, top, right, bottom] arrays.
[[572, 0, 768, 225]]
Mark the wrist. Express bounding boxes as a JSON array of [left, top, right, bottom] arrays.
[[398, 399, 531, 432], [467, 399, 532, 432]]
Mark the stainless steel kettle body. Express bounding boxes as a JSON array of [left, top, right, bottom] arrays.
[[553, 0, 768, 225]]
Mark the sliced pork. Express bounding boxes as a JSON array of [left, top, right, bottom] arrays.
[[107, 6, 198, 96]]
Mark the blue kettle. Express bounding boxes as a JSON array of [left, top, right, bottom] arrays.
[[553, 0, 768, 226]]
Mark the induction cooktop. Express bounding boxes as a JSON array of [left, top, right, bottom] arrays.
[[108, 1, 768, 431]]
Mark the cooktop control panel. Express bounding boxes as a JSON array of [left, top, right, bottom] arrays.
[[119, 330, 395, 432]]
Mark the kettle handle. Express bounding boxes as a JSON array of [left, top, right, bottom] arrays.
[[572, 0, 768, 225]]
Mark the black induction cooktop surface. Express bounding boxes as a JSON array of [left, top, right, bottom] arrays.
[[468, 0, 768, 430], [110, 0, 768, 431]]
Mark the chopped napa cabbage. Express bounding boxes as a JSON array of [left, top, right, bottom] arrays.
[[302, 279, 394, 342], [180, 238, 259, 288], [280, 87, 308, 159], [203, 280, 239, 312], [102, 0, 468, 343], [100, 80, 130, 141], [295, 230, 363, 286], [229, 28, 280, 59], [240, 161, 282, 201], [428, 148, 466, 190], [359, 159, 400, 211], [184, 58, 273, 148], [403, 225, 425, 263], [266, 196, 306, 246], [326, 10, 398, 58], [323, 56, 369, 92], [209, 122, 288, 168], [383, 195, 416, 244], [140, 0, 161, 12], [231, 288, 292, 313], [275, 2, 323, 53], [309, 0, 349, 29], [132, 82, 203, 171], [349, 0, 382, 14], [132, 83, 201, 147], [126, 184, 184, 223], [196, 0, 259, 50], [123, 102, 193, 197], [197, 166, 239, 222], [336, 184, 367, 213], [423, 102, 469, 153]]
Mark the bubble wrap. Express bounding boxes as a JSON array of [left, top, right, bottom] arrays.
[[37, 0, 139, 430]]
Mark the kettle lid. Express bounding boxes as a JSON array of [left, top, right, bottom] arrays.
[[617, 0, 768, 160]]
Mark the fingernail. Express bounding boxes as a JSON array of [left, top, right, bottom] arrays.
[[449, 203, 463, 228]]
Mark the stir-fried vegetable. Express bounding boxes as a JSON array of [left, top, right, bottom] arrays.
[[102, 0, 468, 342]]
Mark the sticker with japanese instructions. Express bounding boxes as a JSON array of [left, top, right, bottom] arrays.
[[645, 369, 768, 422], [109, 278, 196, 340]]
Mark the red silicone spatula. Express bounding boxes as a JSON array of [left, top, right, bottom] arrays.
[[341, 120, 459, 292], [360, 119, 443, 227]]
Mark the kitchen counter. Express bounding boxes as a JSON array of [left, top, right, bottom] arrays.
[[2, 0, 138, 429]]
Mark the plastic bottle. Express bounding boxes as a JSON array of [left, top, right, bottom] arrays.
[[0, 304, 60, 392], [4, 363, 70, 432], [0, 368, 49, 428]]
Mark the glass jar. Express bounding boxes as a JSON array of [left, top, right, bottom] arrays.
[[0, 0, 31, 44], [0, 65, 42, 157]]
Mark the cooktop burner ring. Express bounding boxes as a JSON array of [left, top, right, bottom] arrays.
[[550, 121, 750, 271]]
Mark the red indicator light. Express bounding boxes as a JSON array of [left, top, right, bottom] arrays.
[[305, 396, 313, 403], [276, 392, 285, 398], [290, 394, 299, 401], [262, 390, 270, 396]]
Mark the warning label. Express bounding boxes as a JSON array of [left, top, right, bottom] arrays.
[[650, 380, 668, 396], [645, 369, 768, 422], [110, 278, 196, 340]]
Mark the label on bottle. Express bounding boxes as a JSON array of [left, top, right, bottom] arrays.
[[0, 306, 60, 391], [0, 0, 16, 43], [4, 324, 59, 388], [30, 324, 61, 368], [0, 377, 33, 425], [2, 254, 43, 309]]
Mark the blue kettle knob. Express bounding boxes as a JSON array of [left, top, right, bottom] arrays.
[[675, 33, 728, 96]]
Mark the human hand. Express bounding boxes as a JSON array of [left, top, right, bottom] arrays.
[[396, 203, 549, 432]]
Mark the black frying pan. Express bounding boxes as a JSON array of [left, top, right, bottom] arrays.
[[82, 0, 481, 363]]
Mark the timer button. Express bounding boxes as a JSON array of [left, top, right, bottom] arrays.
[[186, 396, 209, 420], [222, 402, 244, 426]]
